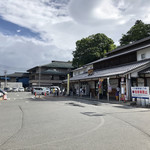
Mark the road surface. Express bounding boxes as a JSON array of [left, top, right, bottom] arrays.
[[0, 92, 150, 150]]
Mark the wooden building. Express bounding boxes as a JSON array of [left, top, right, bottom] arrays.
[[69, 37, 150, 101]]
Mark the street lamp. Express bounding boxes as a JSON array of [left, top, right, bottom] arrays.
[[39, 66, 41, 87]]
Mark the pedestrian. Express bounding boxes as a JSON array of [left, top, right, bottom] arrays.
[[56, 88, 59, 96], [80, 87, 83, 97], [116, 86, 120, 100]]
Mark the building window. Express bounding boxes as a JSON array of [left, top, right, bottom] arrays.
[[141, 53, 145, 60]]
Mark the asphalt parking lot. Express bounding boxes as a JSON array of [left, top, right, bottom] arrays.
[[0, 92, 150, 150]]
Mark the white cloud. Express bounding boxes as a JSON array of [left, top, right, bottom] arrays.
[[92, 0, 122, 20], [0, 33, 72, 74], [17, 30, 21, 33], [0, 0, 150, 74]]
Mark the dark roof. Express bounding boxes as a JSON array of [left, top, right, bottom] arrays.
[[68, 60, 150, 81], [139, 67, 150, 74], [7, 72, 29, 77], [27, 61, 74, 72], [86, 44, 150, 66], [42, 69, 66, 75], [107, 36, 150, 55], [42, 61, 74, 69], [27, 66, 38, 72]]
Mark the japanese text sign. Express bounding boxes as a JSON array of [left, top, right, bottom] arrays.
[[131, 87, 149, 99]]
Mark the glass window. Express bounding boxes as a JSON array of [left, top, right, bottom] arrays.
[[141, 53, 145, 60]]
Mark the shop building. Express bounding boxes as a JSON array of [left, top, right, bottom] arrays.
[[0, 72, 29, 88], [68, 37, 150, 101]]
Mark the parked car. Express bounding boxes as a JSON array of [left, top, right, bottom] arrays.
[[33, 87, 50, 95], [45, 87, 50, 95], [18, 87, 24, 92], [4, 87, 12, 92], [12, 87, 19, 92], [26, 87, 31, 92]]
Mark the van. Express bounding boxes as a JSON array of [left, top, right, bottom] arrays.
[[33, 87, 50, 95]]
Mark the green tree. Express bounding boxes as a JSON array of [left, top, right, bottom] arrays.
[[72, 33, 116, 67], [120, 20, 150, 46]]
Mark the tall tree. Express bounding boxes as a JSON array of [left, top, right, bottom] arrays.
[[72, 33, 116, 67], [120, 20, 150, 46]]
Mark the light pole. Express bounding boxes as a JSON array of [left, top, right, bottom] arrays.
[[39, 66, 41, 87], [4, 70, 7, 88]]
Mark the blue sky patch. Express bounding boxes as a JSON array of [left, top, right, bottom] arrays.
[[0, 16, 42, 40]]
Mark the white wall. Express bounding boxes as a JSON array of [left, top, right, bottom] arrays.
[[0, 82, 23, 89], [137, 47, 150, 61]]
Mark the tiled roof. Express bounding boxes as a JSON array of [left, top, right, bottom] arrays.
[[7, 72, 29, 77], [69, 60, 150, 81], [107, 36, 150, 55], [139, 68, 150, 74], [42, 61, 74, 69]]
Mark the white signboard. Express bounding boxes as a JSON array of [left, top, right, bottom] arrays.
[[131, 87, 149, 99]]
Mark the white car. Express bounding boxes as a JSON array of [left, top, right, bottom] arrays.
[[12, 87, 19, 92], [18, 87, 24, 92], [33, 87, 50, 95], [4, 87, 12, 92]]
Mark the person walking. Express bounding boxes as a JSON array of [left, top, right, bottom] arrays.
[[56, 88, 59, 96]]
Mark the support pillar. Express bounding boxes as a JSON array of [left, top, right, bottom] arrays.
[[78, 81, 80, 97], [107, 77, 110, 102], [126, 74, 131, 100]]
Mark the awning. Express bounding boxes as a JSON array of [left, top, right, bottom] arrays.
[[139, 67, 150, 74], [69, 60, 150, 82]]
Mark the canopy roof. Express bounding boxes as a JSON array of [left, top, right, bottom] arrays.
[[69, 59, 150, 81]]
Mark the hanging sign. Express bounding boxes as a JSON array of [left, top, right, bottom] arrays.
[[88, 69, 93, 76], [121, 77, 124, 82], [131, 87, 149, 99]]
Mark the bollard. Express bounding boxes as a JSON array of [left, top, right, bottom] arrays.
[[45, 92, 46, 96]]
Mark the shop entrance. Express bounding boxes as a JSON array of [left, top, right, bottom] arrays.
[[95, 79, 107, 100]]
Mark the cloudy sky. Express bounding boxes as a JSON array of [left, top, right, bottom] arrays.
[[0, 0, 150, 75]]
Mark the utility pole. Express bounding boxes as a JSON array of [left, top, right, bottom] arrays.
[[39, 66, 41, 87], [4, 70, 7, 88]]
